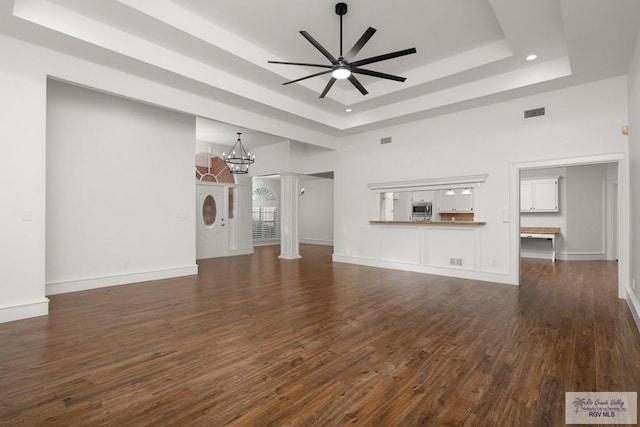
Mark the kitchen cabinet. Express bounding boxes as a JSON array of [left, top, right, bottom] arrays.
[[520, 178, 558, 212], [437, 190, 473, 213]]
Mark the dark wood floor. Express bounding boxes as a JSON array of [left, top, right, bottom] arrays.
[[1, 245, 639, 426]]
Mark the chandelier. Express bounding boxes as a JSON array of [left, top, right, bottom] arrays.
[[223, 132, 255, 174]]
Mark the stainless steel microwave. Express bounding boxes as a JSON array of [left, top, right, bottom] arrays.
[[411, 201, 432, 221]]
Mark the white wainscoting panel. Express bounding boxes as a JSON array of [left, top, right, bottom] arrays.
[[380, 227, 421, 265], [424, 228, 475, 270]]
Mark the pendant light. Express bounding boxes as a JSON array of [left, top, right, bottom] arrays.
[[223, 132, 255, 174]]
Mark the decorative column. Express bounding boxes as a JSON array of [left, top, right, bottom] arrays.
[[279, 174, 301, 259]]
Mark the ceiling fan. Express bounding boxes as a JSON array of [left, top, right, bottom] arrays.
[[268, 2, 417, 98]]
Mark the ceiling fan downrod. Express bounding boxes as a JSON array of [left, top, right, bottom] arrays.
[[336, 2, 347, 57]]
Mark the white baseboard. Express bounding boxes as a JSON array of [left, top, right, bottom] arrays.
[[253, 240, 280, 247], [299, 238, 334, 246], [520, 251, 555, 261], [46, 265, 198, 296], [564, 251, 607, 261], [626, 287, 640, 333], [252, 240, 334, 248], [227, 248, 254, 256], [521, 251, 607, 261], [332, 254, 515, 286], [0, 298, 49, 323]]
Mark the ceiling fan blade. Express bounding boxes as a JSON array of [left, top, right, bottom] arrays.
[[283, 69, 333, 85], [348, 75, 368, 96], [345, 27, 377, 61], [300, 31, 338, 64], [352, 68, 406, 82], [350, 47, 417, 68], [268, 60, 333, 69], [319, 78, 336, 98]]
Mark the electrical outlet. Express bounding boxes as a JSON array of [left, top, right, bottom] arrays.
[[450, 258, 456, 265], [456, 258, 463, 266]]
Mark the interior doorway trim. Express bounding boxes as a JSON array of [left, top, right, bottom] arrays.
[[510, 152, 629, 299]]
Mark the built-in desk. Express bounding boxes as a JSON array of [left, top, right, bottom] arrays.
[[520, 227, 561, 262]]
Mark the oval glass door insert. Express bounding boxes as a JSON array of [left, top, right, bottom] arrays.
[[202, 194, 217, 227]]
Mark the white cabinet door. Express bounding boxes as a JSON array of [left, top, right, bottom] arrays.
[[520, 181, 533, 211], [437, 190, 473, 212], [456, 192, 473, 211], [438, 192, 455, 212], [533, 180, 558, 211], [520, 179, 558, 212]]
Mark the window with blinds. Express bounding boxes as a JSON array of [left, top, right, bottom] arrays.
[[252, 206, 278, 240], [252, 187, 279, 241]]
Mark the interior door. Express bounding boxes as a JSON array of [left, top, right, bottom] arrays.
[[196, 183, 228, 259]]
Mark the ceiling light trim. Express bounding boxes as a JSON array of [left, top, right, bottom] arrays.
[[342, 57, 572, 129], [118, 0, 351, 104], [345, 39, 515, 104], [14, 0, 345, 127]]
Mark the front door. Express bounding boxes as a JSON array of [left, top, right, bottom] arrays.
[[196, 183, 228, 259]]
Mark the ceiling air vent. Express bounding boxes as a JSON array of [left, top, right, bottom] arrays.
[[524, 107, 545, 119], [381, 137, 392, 144]]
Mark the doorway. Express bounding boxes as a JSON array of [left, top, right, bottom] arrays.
[[511, 154, 628, 298]]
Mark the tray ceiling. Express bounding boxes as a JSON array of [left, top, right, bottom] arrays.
[[3, 0, 640, 145]]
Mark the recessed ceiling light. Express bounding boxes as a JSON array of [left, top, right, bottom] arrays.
[[526, 54, 538, 61], [345, 108, 353, 113]]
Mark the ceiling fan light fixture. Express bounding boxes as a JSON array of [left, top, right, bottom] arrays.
[[332, 66, 351, 79]]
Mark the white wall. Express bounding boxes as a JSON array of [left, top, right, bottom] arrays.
[[627, 28, 640, 326], [0, 33, 277, 322], [299, 178, 334, 245], [0, 43, 48, 322], [250, 141, 292, 176], [251, 77, 628, 285], [565, 164, 608, 259], [45, 80, 197, 294], [327, 77, 629, 284]]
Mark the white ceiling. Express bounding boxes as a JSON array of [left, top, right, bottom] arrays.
[[2, 0, 640, 149]]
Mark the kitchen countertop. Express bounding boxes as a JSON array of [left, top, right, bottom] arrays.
[[370, 220, 486, 225]]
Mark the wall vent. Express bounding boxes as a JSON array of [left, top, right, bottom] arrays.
[[381, 136, 392, 144], [524, 107, 545, 119]]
